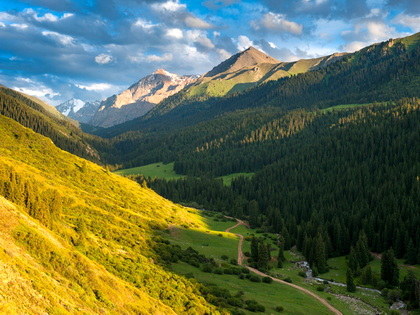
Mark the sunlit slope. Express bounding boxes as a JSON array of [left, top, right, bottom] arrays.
[[0, 115, 219, 314]]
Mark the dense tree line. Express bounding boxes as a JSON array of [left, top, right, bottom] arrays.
[[147, 99, 420, 268]]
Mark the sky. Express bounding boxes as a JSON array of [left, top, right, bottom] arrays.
[[0, 0, 418, 105]]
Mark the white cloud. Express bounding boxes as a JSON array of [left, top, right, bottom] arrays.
[[133, 18, 158, 31], [42, 31, 74, 46], [393, 13, 420, 32], [184, 16, 213, 29], [342, 41, 366, 52], [13, 86, 59, 98], [152, 0, 186, 12], [166, 28, 183, 39], [236, 35, 265, 52], [95, 54, 113, 64], [146, 53, 173, 62], [76, 83, 113, 91], [11, 23, 28, 30], [0, 22, 5, 28], [252, 12, 303, 35], [186, 30, 215, 49]]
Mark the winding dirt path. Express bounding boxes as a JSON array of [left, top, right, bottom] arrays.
[[225, 219, 343, 315]]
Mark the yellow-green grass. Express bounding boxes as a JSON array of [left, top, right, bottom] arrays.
[[172, 262, 334, 315], [162, 226, 239, 261], [0, 115, 218, 314], [217, 172, 254, 186], [201, 212, 236, 231], [115, 162, 185, 180]]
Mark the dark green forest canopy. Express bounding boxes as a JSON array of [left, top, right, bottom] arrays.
[[147, 99, 420, 266]]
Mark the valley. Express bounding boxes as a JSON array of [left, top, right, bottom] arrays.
[[0, 7, 419, 313]]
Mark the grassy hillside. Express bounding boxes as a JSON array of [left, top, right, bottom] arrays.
[[0, 114, 221, 314]]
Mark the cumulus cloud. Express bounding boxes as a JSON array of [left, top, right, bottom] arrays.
[[341, 20, 406, 51], [42, 31, 74, 46], [165, 28, 183, 39], [392, 13, 420, 32], [145, 53, 173, 62], [252, 12, 303, 35], [95, 54, 113, 64]]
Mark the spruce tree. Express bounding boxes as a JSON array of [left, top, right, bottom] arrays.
[[257, 241, 269, 271], [314, 233, 328, 274], [346, 268, 356, 292], [251, 237, 259, 263], [381, 249, 399, 287], [277, 236, 286, 268], [406, 239, 417, 265]]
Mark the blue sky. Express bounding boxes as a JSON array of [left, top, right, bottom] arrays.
[[0, 0, 418, 105]]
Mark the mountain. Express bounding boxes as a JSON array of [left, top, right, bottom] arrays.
[[89, 69, 198, 127], [56, 98, 101, 123], [0, 114, 219, 314], [101, 32, 420, 139], [0, 86, 108, 162], [144, 48, 345, 118]]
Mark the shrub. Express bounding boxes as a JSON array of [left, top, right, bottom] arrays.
[[244, 251, 251, 257], [245, 300, 265, 312], [213, 268, 224, 275], [249, 275, 261, 282], [241, 267, 250, 274], [298, 271, 307, 278], [239, 274, 245, 279], [263, 277, 273, 284], [323, 280, 329, 285], [230, 258, 238, 265], [316, 286, 325, 292], [275, 306, 284, 312], [218, 233, 223, 237], [221, 255, 229, 260], [202, 264, 213, 273], [284, 277, 293, 283]]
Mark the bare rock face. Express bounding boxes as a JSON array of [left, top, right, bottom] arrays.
[[89, 69, 198, 127]]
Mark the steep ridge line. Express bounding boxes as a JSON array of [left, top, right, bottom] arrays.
[[225, 219, 343, 315]]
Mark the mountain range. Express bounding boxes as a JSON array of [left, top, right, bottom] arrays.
[[1, 32, 419, 314], [57, 46, 345, 127]]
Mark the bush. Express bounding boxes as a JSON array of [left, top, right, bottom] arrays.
[[298, 271, 307, 278], [213, 268, 224, 275], [241, 267, 250, 274], [221, 255, 229, 260], [244, 251, 251, 257], [202, 264, 213, 273], [218, 233, 223, 237], [263, 277, 273, 283], [284, 277, 293, 283], [327, 297, 332, 301], [230, 258, 238, 265], [239, 274, 245, 279], [249, 275, 261, 282], [275, 306, 284, 312], [245, 300, 265, 312], [323, 280, 329, 285], [316, 286, 325, 292]]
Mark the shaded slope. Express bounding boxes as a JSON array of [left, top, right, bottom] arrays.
[[0, 86, 109, 162], [0, 114, 220, 314]]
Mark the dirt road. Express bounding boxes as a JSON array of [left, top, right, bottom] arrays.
[[225, 219, 343, 315]]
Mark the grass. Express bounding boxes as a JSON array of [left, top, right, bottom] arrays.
[[172, 262, 334, 315], [0, 115, 219, 314], [320, 103, 371, 112], [217, 172, 254, 186], [114, 162, 185, 180]]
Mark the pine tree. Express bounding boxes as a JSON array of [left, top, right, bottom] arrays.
[[251, 237, 259, 262], [381, 249, 399, 287], [346, 268, 356, 292], [314, 233, 328, 274], [406, 239, 417, 265], [355, 232, 371, 268], [348, 246, 360, 272], [248, 200, 259, 227], [258, 241, 270, 271], [277, 235, 286, 268]]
